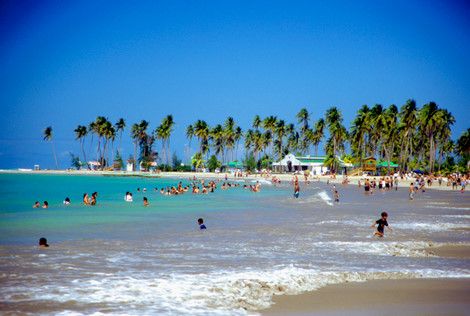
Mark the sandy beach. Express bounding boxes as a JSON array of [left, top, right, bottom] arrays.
[[263, 278, 470, 316], [264, 244, 470, 315]]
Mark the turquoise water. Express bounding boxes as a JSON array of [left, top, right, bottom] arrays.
[[0, 173, 469, 315], [0, 174, 284, 245]]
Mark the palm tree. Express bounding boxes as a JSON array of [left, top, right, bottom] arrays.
[[398, 99, 418, 171], [325, 107, 348, 173], [43, 126, 59, 169], [350, 105, 369, 164], [210, 124, 225, 160], [234, 126, 243, 161], [186, 124, 194, 149], [312, 118, 325, 156], [455, 128, 470, 165], [252, 115, 261, 130], [296, 108, 310, 131], [419, 102, 443, 172], [74, 125, 88, 169], [194, 120, 210, 157], [224, 117, 235, 162], [160, 115, 174, 164], [131, 120, 149, 169], [115, 118, 126, 156], [382, 104, 399, 174], [275, 119, 286, 159], [368, 104, 387, 158], [262, 116, 277, 156], [434, 109, 455, 172]]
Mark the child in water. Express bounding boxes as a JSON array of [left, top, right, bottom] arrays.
[[39, 237, 49, 248], [372, 211, 392, 237], [198, 218, 207, 230]]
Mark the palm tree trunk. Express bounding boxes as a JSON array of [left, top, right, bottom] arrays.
[[51, 141, 59, 169], [81, 139, 89, 170]]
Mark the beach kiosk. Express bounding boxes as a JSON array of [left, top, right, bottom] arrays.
[[362, 157, 377, 173]]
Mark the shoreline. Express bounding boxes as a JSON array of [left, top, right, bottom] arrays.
[[262, 277, 470, 316], [0, 169, 460, 191], [262, 244, 470, 315]]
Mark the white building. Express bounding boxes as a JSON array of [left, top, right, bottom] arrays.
[[272, 153, 328, 175], [272, 153, 353, 175]]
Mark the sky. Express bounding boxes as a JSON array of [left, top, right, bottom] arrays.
[[1, 0, 469, 169]]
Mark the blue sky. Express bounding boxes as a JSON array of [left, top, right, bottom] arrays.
[[1, 0, 469, 168]]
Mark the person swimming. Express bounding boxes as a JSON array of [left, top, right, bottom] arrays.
[[198, 218, 207, 230], [143, 197, 149, 206], [42, 201, 49, 209], [63, 197, 71, 205], [90, 192, 97, 205], [33, 201, 40, 208], [39, 237, 49, 248], [83, 193, 90, 205], [125, 192, 133, 202]]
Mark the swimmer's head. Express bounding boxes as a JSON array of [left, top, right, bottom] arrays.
[[39, 237, 49, 247], [197, 218, 204, 225]]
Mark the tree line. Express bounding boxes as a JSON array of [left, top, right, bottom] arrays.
[[43, 99, 469, 173]]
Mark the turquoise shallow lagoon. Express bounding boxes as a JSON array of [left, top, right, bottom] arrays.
[[0, 173, 469, 315]]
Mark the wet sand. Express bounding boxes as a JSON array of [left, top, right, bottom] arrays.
[[263, 278, 470, 316], [428, 244, 470, 259]]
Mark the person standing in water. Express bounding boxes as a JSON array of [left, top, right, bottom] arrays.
[[293, 177, 300, 198], [371, 211, 392, 237], [409, 183, 415, 200]]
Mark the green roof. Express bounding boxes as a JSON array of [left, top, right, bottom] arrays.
[[298, 157, 325, 163], [377, 161, 399, 167], [227, 161, 243, 168]]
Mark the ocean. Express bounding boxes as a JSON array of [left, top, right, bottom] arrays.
[[0, 173, 469, 315]]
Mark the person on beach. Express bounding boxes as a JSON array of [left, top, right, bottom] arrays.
[[198, 218, 207, 230], [39, 237, 49, 248], [143, 197, 149, 206], [372, 211, 392, 237], [83, 193, 90, 205], [42, 201, 49, 209], [33, 201, 40, 208], [63, 197, 71, 205]]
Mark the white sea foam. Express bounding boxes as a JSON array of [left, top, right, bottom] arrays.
[[425, 206, 470, 211], [317, 191, 333, 206], [251, 179, 272, 185], [313, 241, 439, 257], [393, 222, 470, 232], [5, 266, 461, 315]]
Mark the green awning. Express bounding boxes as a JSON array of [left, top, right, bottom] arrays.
[[227, 161, 243, 168], [377, 161, 399, 168]]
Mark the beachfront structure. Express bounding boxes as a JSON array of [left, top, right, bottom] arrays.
[[362, 156, 377, 172], [272, 153, 328, 174]]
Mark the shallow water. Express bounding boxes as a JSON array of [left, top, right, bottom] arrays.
[[0, 174, 469, 315]]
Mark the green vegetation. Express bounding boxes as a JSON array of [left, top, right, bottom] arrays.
[[46, 99, 468, 173]]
